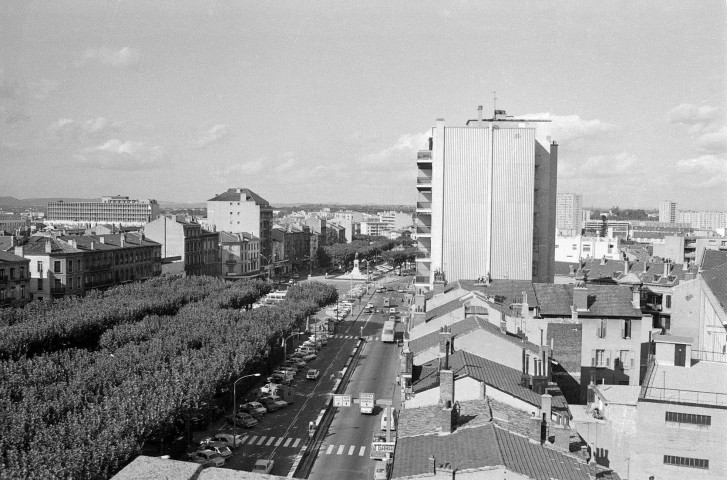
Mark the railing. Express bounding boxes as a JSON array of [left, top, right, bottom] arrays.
[[417, 151, 432, 161], [692, 349, 727, 364], [86, 264, 111, 272], [416, 225, 431, 234], [414, 275, 430, 284], [416, 252, 430, 259], [640, 386, 727, 407], [416, 202, 432, 209], [416, 177, 432, 184], [50, 287, 66, 294]]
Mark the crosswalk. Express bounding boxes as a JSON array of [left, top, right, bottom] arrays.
[[321, 444, 368, 456], [237, 435, 303, 448], [326, 334, 381, 341]]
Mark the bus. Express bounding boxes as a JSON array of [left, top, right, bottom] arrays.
[[264, 291, 287, 305], [381, 320, 396, 343]]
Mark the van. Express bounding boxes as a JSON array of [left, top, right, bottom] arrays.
[[383, 298, 390, 307], [380, 408, 397, 431], [297, 345, 316, 355]]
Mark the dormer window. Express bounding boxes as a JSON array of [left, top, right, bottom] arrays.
[[652, 275, 661, 283]]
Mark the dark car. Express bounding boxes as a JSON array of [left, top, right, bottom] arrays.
[[258, 396, 280, 412], [226, 411, 259, 428]]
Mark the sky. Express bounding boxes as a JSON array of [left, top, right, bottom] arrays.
[[1, 1, 725, 210]]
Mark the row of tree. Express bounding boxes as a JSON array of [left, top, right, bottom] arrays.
[[316, 236, 414, 271], [0, 278, 337, 479]]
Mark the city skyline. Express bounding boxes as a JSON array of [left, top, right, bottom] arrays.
[[1, 1, 725, 210]]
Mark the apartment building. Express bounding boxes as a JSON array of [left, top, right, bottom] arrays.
[[415, 108, 558, 291], [271, 224, 312, 277], [360, 221, 389, 237], [678, 210, 727, 231], [46, 196, 160, 226], [556, 193, 583, 235], [219, 231, 260, 279], [659, 200, 677, 223], [554, 235, 621, 262], [206, 188, 273, 264], [144, 216, 218, 277], [0, 250, 31, 306]]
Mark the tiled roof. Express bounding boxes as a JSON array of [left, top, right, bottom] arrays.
[[409, 317, 480, 354], [392, 423, 620, 480], [459, 279, 537, 316], [397, 399, 493, 438], [477, 317, 540, 355], [23, 236, 83, 254], [412, 350, 568, 413], [546, 323, 582, 374], [534, 284, 642, 318], [701, 249, 727, 271], [554, 261, 579, 276], [575, 258, 697, 287], [0, 251, 28, 263], [59, 234, 160, 249], [702, 262, 727, 312], [424, 293, 468, 321], [219, 231, 259, 243], [207, 188, 269, 205]]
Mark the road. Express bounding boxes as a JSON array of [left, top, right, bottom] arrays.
[[308, 278, 409, 480]]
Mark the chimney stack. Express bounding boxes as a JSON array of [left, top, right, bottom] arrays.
[[624, 260, 630, 275], [440, 400, 455, 435], [120, 234, 125, 248], [540, 393, 552, 422], [568, 264, 575, 275], [663, 260, 670, 278], [45, 238, 52, 253], [439, 326, 453, 366], [573, 285, 589, 312], [99, 236, 105, 244], [14, 245, 24, 257], [600, 256, 606, 266], [632, 286, 641, 309], [477, 105, 483, 126]]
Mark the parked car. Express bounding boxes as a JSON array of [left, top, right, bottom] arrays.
[[196, 441, 232, 459], [258, 396, 280, 412], [287, 356, 307, 367], [307, 369, 320, 380], [210, 433, 244, 449], [366, 302, 374, 309], [380, 408, 397, 431], [226, 411, 258, 428], [240, 402, 267, 418], [253, 459, 274, 474], [374, 459, 392, 480], [188, 450, 225, 467], [302, 353, 317, 362], [261, 394, 288, 409]]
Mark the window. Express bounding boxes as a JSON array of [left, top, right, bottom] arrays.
[[10, 267, 15, 279], [54, 261, 61, 273], [592, 349, 608, 367], [665, 295, 672, 309], [0, 269, 4, 279], [37, 278, 43, 290], [665, 411, 711, 427], [77, 259, 81, 270], [67, 260, 72, 273], [663, 455, 708, 469], [616, 350, 631, 369], [622, 319, 631, 339], [19, 267, 25, 279], [597, 319, 607, 338], [37, 261, 42, 273]]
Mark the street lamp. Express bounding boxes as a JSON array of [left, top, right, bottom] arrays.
[[259, 254, 273, 283], [282, 331, 303, 357], [232, 373, 261, 446]]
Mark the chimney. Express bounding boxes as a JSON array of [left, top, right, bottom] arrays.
[[600, 256, 606, 265], [90, 241, 95, 250], [522, 291, 528, 308], [663, 260, 670, 278], [632, 286, 641, 309], [624, 260, 630, 275], [573, 285, 589, 312], [477, 105, 483, 126], [120, 235, 125, 248], [428, 456, 437, 475], [439, 368, 455, 409], [440, 400, 455, 435], [540, 393, 552, 422], [14, 245, 24, 257], [45, 238, 52, 253], [99, 236, 105, 244], [439, 326, 453, 365], [568, 264, 575, 275]]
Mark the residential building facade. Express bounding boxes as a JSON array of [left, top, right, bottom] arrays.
[[0, 250, 31, 306], [46, 196, 160, 226], [554, 235, 620, 263], [556, 192, 583, 235], [144, 216, 218, 277], [415, 108, 558, 291], [659, 200, 677, 223], [219, 231, 260, 279]]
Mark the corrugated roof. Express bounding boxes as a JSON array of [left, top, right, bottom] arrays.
[[392, 423, 620, 480], [534, 284, 642, 318]]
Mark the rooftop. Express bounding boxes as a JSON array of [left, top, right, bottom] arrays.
[[574, 258, 697, 287], [0, 251, 28, 263], [534, 284, 642, 318], [593, 385, 641, 406], [641, 358, 727, 407], [397, 399, 493, 438], [208, 188, 270, 206], [701, 249, 727, 271], [702, 262, 727, 312], [392, 423, 619, 480]]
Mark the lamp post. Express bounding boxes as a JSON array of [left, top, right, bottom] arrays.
[[282, 331, 303, 358], [232, 373, 261, 446]]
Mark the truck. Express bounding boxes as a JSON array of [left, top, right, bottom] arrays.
[[381, 320, 395, 343], [360, 392, 375, 414]]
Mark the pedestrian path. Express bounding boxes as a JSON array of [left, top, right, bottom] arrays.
[[320, 443, 368, 456], [238, 434, 303, 448]]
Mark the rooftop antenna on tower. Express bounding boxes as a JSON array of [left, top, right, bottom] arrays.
[[493, 91, 497, 114]]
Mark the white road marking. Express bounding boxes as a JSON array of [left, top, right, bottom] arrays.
[[293, 438, 301, 447], [326, 445, 334, 454], [257, 436, 267, 445], [248, 436, 258, 445], [337, 445, 344, 455], [359, 446, 366, 456], [275, 437, 283, 446], [348, 445, 355, 455], [241, 436, 250, 444], [266, 437, 275, 446]]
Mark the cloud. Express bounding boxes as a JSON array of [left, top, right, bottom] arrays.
[[274, 155, 297, 173], [674, 154, 727, 189], [522, 113, 618, 145], [361, 131, 430, 168], [560, 152, 641, 180], [667, 103, 720, 134], [76, 139, 165, 170], [696, 126, 727, 155], [193, 123, 231, 149], [28, 79, 59, 100], [76, 47, 140, 68]]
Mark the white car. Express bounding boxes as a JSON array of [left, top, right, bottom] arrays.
[[253, 459, 274, 474], [188, 449, 225, 467], [306, 369, 320, 380], [381, 408, 397, 431]]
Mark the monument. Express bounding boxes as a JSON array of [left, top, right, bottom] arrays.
[[338, 252, 369, 280]]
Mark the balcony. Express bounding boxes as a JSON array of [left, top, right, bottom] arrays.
[[416, 226, 431, 237], [414, 275, 430, 284], [415, 252, 430, 262], [50, 287, 66, 295], [416, 151, 432, 165], [692, 349, 727, 363], [416, 202, 432, 213]]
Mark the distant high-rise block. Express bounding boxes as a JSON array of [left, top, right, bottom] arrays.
[[659, 201, 677, 223], [556, 193, 583, 235], [46, 196, 160, 226], [415, 109, 558, 289]]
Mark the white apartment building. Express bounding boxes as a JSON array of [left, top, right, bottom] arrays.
[[360, 221, 389, 237], [659, 201, 677, 223], [678, 210, 727, 231], [415, 108, 558, 289], [46, 196, 160, 226], [556, 193, 583, 235], [554, 235, 621, 262]]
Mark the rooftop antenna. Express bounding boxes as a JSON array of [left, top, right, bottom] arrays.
[[493, 90, 497, 114]]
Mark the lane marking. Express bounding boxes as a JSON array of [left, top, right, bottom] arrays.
[[257, 436, 267, 445], [241, 436, 249, 444], [275, 437, 283, 447], [348, 445, 355, 455], [359, 446, 366, 456], [292, 438, 301, 448], [248, 436, 258, 445], [284, 438, 292, 447], [337, 445, 344, 455], [266, 437, 275, 446], [326, 445, 334, 454]]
